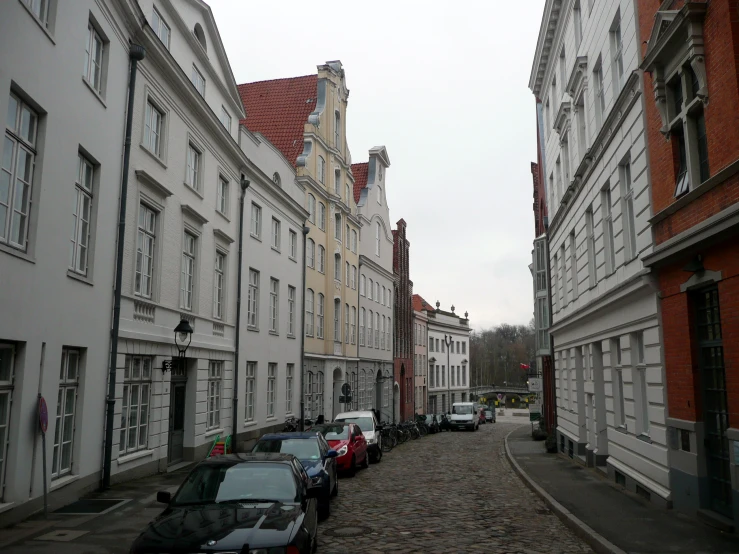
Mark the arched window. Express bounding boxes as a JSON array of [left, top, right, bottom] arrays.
[[345, 224, 350, 249], [307, 239, 315, 268], [345, 261, 349, 285], [351, 306, 356, 344], [308, 194, 316, 224], [360, 308, 366, 345], [375, 312, 380, 348], [316, 293, 324, 338], [272, 172, 281, 187], [305, 289, 314, 336], [376, 282, 380, 303], [334, 111, 340, 147], [351, 230, 357, 253], [318, 156, 325, 184], [318, 202, 326, 230], [368, 279, 373, 300], [382, 286, 386, 306], [318, 245, 325, 273], [333, 299, 341, 342], [194, 23, 207, 51], [345, 303, 349, 343], [368, 310, 373, 347], [375, 221, 381, 256], [335, 213, 342, 241], [334, 253, 341, 281], [360, 274, 366, 296]]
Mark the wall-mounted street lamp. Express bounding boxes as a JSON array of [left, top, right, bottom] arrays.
[[173, 319, 193, 372]]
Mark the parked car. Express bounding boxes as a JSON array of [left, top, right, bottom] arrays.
[[334, 410, 383, 463], [439, 413, 453, 432], [451, 402, 479, 431], [485, 409, 496, 423], [252, 432, 338, 519], [313, 422, 368, 476], [424, 414, 440, 434], [130, 453, 319, 554]]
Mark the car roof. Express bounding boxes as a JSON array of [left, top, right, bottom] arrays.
[[199, 452, 297, 464], [334, 411, 374, 418], [259, 432, 321, 440]]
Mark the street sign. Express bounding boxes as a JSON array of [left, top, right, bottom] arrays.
[[341, 383, 351, 396], [528, 378, 543, 392], [530, 412, 541, 422], [339, 395, 352, 403], [38, 396, 48, 434], [529, 403, 541, 414]]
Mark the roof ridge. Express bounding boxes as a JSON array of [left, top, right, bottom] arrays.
[[237, 73, 317, 87]]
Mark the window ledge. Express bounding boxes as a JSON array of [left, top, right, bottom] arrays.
[[0, 502, 15, 515], [50, 473, 80, 492], [247, 326, 260, 333], [18, 0, 55, 43], [0, 242, 35, 263], [289, 256, 297, 263], [139, 143, 167, 170], [250, 234, 262, 242], [269, 330, 279, 337], [287, 334, 296, 339], [82, 77, 107, 108], [117, 449, 154, 466], [205, 428, 224, 439], [271, 246, 281, 254], [244, 420, 259, 428], [266, 417, 277, 422], [67, 269, 94, 286], [216, 210, 231, 223], [637, 433, 652, 444], [183, 182, 204, 200], [616, 425, 628, 434]]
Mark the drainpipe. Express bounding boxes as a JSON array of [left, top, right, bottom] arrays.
[[357, 260, 362, 411], [299, 226, 309, 431], [103, 44, 146, 490], [232, 178, 250, 444]]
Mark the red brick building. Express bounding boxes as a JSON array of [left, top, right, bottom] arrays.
[[392, 219, 414, 422], [639, 0, 739, 526]]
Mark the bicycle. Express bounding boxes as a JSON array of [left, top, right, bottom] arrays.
[[379, 424, 395, 452]]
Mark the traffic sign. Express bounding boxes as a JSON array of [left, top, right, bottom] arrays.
[[38, 396, 48, 434], [528, 378, 543, 392], [341, 383, 351, 396]]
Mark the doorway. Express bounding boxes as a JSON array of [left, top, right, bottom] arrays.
[[168, 359, 188, 465], [695, 287, 732, 517], [332, 367, 343, 419]]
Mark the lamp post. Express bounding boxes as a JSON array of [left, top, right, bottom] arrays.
[[428, 357, 436, 413], [444, 334, 452, 411], [299, 226, 309, 431]]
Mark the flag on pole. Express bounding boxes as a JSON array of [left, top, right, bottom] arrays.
[[520, 363, 530, 370]]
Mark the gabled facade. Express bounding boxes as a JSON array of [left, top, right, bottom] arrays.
[[530, 0, 669, 506], [639, 0, 739, 527], [392, 220, 414, 421], [426, 302, 471, 413], [354, 147, 394, 422]]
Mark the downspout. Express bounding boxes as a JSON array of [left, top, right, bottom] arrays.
[[103, 43, 146, 490], [232, 178, 250, 444], [299, 226, 309, 431], [357, 260, 362, 413]]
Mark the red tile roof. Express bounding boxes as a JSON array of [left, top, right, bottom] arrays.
[[237, 74, 318, 168], [413, 294, 436, 313], [351, 163, 368, 203]]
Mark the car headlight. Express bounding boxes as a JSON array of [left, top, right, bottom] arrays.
[[337, 445, 348, 456], [311, 476, 324, 486], [367, 436, 377, 445]]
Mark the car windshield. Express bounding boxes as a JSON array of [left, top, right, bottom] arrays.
[[313, 424, 349, 440], [424, 415, 433, 423], [172, 463, 297, 505], [452, 405, 473, 414], [486, 411, 492, 415], [253, 439, 321, 460], [335, 417, 374, 433]]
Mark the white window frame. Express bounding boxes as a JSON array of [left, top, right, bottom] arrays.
[[594, 62, 606, 128], [207, 361, 222, 430], [271, 217, 281, 251], [351, 265, 356, 290], [334, 254, 341, 282], [335, 213, 342, 242], [286, 364, 294, 414], [269, 278, 279, 333], [633, 332, 649, 436], [368, 279, 373, 301], [119, 356, 152, 455], [143, 100, 164, 158], [334, 299, 341, 343], [247, 269, 259, 329], [135, 204, 156, 298], [569, 231, 578, 301], [318, 156, 325, 184], [375, 312, 380, 348], [217, 175, 229, 217], [585, 207, 596, 288], [612, 339, 625, 428], [53, 349, 79, 478], [220, 106, 231, 133], [345, 303, 350, 343], [191, 65, 205, 96], [250, 203, 261, 239], [305, 289, 314, 336], [318, 245, 325, 273], [288, 286, 296, 337], [360, 308, 366, 346], [318, 202, 325, 231], [267, 363, 276, 417], [620, 162, 637, 261], [334, 169, 341, 196], [185, 142, 201, 192], [180, 231, 196, 311], [84, 22, 104, 93], [308, 194, 315, 225], [375, 221, 381, 256], [602, 185, 616, 275], [368, 310, 373, 348], [151, 7, 170, 49], [351, 229, 357, 253], [351, 306, 356, 344], [69, 153, 94, 275], [245, 362, 255, 422], [214, 251, 225, 320], [360, 274, 366, 296], [0, 343, 14, 500], [611, 16, 624, 93], [289, 230, 297, 260], [307, 239, 315, 269], [317, 293, 324, 339]]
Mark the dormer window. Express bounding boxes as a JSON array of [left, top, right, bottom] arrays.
[[194, 23, 207, 52]]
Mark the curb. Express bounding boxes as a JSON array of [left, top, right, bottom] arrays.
[[504, 429, 627, 554]]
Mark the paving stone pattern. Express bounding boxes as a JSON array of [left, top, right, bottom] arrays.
[[317, 423, 593, 554]]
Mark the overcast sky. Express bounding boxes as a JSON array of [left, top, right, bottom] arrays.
[[211, 0, 546, 330]]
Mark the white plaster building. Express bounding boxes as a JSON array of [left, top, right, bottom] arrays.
[[353, 149, 394, 422], [412, 295, 431, 414], [426, 303, 471, 413], [530, 0, 669, 505], [0, 0, 133, 523]]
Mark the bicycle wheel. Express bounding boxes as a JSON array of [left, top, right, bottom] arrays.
[[419, 424, 428, 437], [381, 431, 393, 452]]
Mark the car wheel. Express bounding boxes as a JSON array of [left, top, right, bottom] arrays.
[[372, 447, 382, 464], [319, 501, 330, 520], [332, 474, 339, 496], [348, 455, 357, 477], [361, 451, 369, 469]]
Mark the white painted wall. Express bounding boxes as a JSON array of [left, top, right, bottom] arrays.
[[427, 310, 471, 412]]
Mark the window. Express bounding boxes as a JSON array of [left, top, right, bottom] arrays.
[[345, 304, 350, 343], [305, 372, 314, 418], [318, 245, 325, 273], [69, 153, 94, 275], [375, 221, 381, 256], [53, 349, 79, 478], [375, 313, 380, 348], [346, 224, 350, 249], [308, 194, 316, 225], [457, 341, 460, 354], [334, 299, 341, 342], [345, 184, 351, 206], [288, 286, 296, 336], [23, 0, 50, 25], [271, 218, 281, 251], [318, 156, 325, 184], [245, 362, 255, 421], [334, 254, 341, 281], [387, 318, 391, 350], [462, 342, 466, 354], [335, 213, 342, 241], [569, 231, 578, 301], [207, 361, 222, 429], [345, 261, 350, 286], [307, 239, 315, 268], [144, 100, 163, 157], [381, 316, 385, 349], [545, 99, 551, 131], [611, 15, 624, 93], [376, 282, 380, 304], [120, 356, 151, 455], [84, 23, 104, 93], [351, 306, 356, 344], [451, 366, 455, 386], [135, 204, 156, 298], [351, 266, 356, 289], [368, 279, 373, 301], [632, 332, 649, 435], [535, 240, 547, 292], [214, 251, 225, 319], [612, 338, 625, 427], [305, 289, 314, 336], [593, 62, 605, 128], [286, 364, 294, 414], [559, 245, 566, 307], [334, 111, 340, 147], [602, 186, 616, 275], [217, 176, 229, 216], [559, 48, 566, 98], [585, 208, 596, 287], [360, 274, 366, 296], [436, 338, 439, 351], [441, 340, 445, 353], [441, 365, 445, 387], [269, 278, 279, 333], [430, 361, 435, 387], [180, 232, 196, 310], [288, 230, 297, 260], [368, 310, 373, 347], [318, 202, 326, 231], [360, 309, 366, 346], [220, 107, 231, 133], [429, 337, 434, 352], [576, 93, 587, 160], [351, 229, 357, 253], [620, 162, 637, 261], [2, 94, 38, 249], [250, 203, 261, 238], [317, 293, 324, 339], [0, 344, 14, 497], [191, 65, 205, 96], [574, 2, 582, 49], [247, 269, 259, 329], [152, 8, 170, 48], [334, 169, 341, 196], [185, 143, 201, 191], [267, 363, 276, 417]]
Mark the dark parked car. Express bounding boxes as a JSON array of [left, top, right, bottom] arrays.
[[424, 414, 440, 434], [130, 453, 319, 554], [252, 432, 338, 518], [485, 409, 496, 423]]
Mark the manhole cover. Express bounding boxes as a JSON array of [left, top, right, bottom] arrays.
[[323, 526, 373, 537], [54, 498, 128, 515], [34, 529, 89, 542]]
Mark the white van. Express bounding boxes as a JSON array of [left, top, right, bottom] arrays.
[[450, 402, 478, 431]]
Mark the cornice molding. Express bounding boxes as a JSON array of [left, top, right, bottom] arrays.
[[135, 169, 173, 197], [566, 56, 588, 98], [181, 204, 208, 225], [213, 228, 234, 244], [529, 0, 565, 96]]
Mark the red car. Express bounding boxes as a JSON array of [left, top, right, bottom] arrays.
[[312, 422, 368, 476]]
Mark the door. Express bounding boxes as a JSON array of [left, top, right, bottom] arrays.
[[696, 287, 732, 517], [168, 382, 186, 464]]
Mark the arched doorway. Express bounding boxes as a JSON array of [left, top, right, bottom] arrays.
[[393, 382, 400, 423], [375, 369, 383, 417], [332, 367, 343, 419]]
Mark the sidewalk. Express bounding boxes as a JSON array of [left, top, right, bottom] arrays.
[[506, 425, 739, 554], [0, 463, 194, 553]]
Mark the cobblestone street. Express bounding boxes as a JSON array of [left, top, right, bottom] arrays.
[[317, 421, 592, 554]]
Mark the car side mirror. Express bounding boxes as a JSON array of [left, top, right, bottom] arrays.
[[157, 491, 171, 504], [326, 449, 338, 458]]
